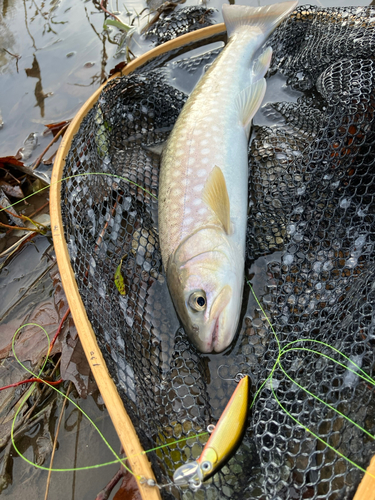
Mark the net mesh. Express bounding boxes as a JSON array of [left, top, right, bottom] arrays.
[[61, 5, 375, 499]]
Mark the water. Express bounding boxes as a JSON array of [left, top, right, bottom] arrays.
[[1, 0, 375, 498]]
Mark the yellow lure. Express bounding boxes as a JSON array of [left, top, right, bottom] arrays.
[[173, 375, 249, 489]]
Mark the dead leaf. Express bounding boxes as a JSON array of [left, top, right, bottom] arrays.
[[44, 120, 71, 137], [0, 156, 24, 169], [13, 301, 62, 365], [114, 260, 126, 295], [0, 180, 24, 199], [0, 188, 25, 226], [60, 318, 97, 398], [109, 61, 127, 77], [113, 471, 142, 500]]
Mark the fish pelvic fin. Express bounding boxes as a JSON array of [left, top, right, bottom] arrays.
[[252, 47, 273, 82], [202, 166, 231, 235], [222, 1, 298, 40], [236, 78, 266, 129]]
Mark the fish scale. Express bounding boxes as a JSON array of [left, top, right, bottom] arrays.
[[159, 1, 298, 353]]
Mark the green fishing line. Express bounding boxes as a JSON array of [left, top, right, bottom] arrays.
[[4, 180, 375, 482], [247, 280, 375, 480], [0, 171, 158, 217], [10, 323, 208, 477]]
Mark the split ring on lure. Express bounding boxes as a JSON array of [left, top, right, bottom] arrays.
[[173, 375, 249, 489]]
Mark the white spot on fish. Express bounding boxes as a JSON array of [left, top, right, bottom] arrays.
[[198, 207, 207, 215], [198, 169, 207, 177], [188, 158, 195, 166], [202, 148, 210, 155], [193, 129, 202, 136], [184, 217, 193, 225], [203, 116, 213, 122], [175, 150, 184, 157], [185, 207, 191, 215], [193, 199, 201, 206], [201, 158, 209, 164], [212, 125, 220, 132], [193, 184, 204, 192]]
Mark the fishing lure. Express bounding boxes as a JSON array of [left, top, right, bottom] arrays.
[[173, 375, 249, 490]]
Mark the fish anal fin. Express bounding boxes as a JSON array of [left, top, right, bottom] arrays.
[[202, 166, 231, 234], [236, 78, 267, 129]]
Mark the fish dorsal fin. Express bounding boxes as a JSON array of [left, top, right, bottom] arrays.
[[236, 78, 267, 129], [202, 166, 231, 234], [252, 47, 273, 82]]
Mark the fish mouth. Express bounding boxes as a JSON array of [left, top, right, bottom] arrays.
[[206, 316, 220, 353]]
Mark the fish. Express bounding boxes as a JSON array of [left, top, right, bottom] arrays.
[[158, 1, 298, 353], [173, 375, 249, 488]]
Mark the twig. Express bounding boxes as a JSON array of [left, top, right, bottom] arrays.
[[48, 307, 71, 354], [32, 123, 70, 171], [100, 0, 122, 22], [43, 150, 58, 165], [3, 48, 21, 73], [0, 377, 62, 392], [0, 221, 44, 233], [0, 166, 21, 184], [44, 381, 73, 500], [0, 204, 26, 221], [29, 200, 50, 218]]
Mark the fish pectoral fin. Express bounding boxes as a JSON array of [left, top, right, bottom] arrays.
[[202, 166, 231, 234], [236, 78, 267, 129], [252, 47, 273, 82], [141, 140, 167, 157]]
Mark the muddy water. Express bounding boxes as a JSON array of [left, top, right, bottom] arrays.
[[1, 0, 374, 499]]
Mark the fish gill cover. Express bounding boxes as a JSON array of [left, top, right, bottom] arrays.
[[61, 5, 375, 500]]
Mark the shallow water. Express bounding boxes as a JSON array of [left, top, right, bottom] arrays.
[[1, 0, 375, 498]]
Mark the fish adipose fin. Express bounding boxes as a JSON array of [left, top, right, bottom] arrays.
[[202, 166, 231, 234], [252, 47, 273, 82], [222, 1, 298, 40], [236, 78, 266, 128]]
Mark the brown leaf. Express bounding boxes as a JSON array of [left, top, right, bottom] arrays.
[[113, 471, 142, 500], [109, 61, 127, 77], [60, 318, 97, 398], [44, 120, 71, 137], [0, 180, 24, 199], [0, 156, 24, 169], [13, 301, 61, 365]]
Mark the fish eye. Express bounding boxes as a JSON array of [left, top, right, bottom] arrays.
[[188, 291, 206, 312]]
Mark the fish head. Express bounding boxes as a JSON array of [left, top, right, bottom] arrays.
[[167, 229, 244, 353]]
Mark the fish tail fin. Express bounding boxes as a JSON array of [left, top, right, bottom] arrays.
[[222, 1, 297, 40]]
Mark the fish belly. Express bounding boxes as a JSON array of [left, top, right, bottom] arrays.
[[159, 31, 260, 270]]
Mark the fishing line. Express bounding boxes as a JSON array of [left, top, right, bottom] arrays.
[[9, 323, 208, 477], [247, 281, 375, 479], [4, 178, 374, 482], [0, 171, 158, 217]]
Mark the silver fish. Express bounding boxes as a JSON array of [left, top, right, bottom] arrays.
[[158, 1, 298, 353]]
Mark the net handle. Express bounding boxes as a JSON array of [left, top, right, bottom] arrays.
[[49, 22, 225, 500]]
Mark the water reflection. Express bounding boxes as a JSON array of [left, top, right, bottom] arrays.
[[25, 54, 48, 117]]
